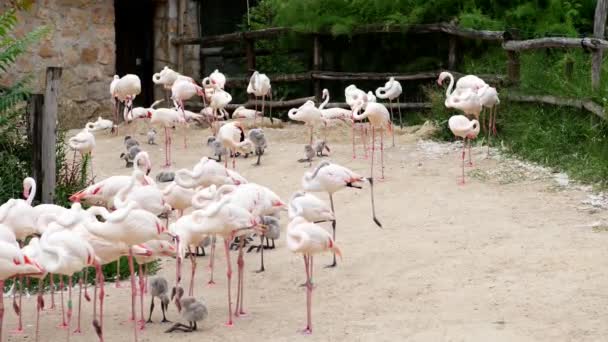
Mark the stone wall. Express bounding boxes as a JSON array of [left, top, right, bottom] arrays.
[[0, 1, 115, 129]]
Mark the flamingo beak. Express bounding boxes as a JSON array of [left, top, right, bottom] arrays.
[[69, 191, 84, 203], [437, 78, 442, 86], [272, 200, 286, 208], [22, 187, 30, 199]]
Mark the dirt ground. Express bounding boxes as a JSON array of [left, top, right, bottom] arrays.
[[6, 120, 608, 342]]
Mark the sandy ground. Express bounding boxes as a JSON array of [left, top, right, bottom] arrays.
[[6, 120, 608, 342]]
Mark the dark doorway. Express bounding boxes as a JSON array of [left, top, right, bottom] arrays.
[[114, 0, 154, 110]]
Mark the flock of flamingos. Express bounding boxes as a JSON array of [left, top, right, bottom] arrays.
[[0, 65, 499, 341]]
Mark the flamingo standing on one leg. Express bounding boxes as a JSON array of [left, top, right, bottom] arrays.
[[216, 122, 253, 170], [375, 77, 402, 146], [477, 86, 500, 155], [208, 84, 233, 134], [345, 85, 370, 159], [112, 74, 142, 134], [288, 101, 324, 146], [286, 216, 341, 335], [302, 161, 382, 268], [448, 115, 480, 185], [247, 71, 272, 125], [352, 101, 392, 180], [144, 107, 186, 167], [69, 125, 96, 178]]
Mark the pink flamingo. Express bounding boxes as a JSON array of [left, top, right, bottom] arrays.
[[352, 101, 392, 180], [286, 216, 341, 334], [448, 115, 480, 185]]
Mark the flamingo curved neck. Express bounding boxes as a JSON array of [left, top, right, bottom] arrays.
[[445, 73, 455, 98], [319, 92, 329, 110], [25, 179, 37, 205]]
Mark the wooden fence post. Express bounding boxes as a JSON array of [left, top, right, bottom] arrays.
[[177, 0, 186, 73], [245, 39, 256, 71], [448, 36, 457, 70], [40, 67, 61, 204], [592, 0, 608, 91], [27, 94, 44, 202], [313, 35, 322, 101], [505, 29, 521, 85]]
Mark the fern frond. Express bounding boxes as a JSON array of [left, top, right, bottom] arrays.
[[0, 76, 31, 113], [0, 25, 49, 74]]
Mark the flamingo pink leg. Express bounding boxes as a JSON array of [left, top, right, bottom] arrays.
[[301, 255, 313, 335], [261, 95, 266, 125], [67, 277, 73, 341], [370, 129, 376, 179], [188, 248, 196, 297], [58, 277, 67, 328], [363, 125, 369, 159], [127, 249, 139, 342], [36, 279, 43, 342], [380, 129, 385, 180], [207, 238, 216, 286], [11, 276, 23, 334], [234, 239, 246, 317], [73, 276, 83, 334], [351, 120, 356, 159], [223, 239, 234, 327], [459, 138, 466, 185], [467, 138, 473, 167], [138, 263, 145, 330], [50, 274, 56, 309], [92, 263, 105, 342], [164, 127, 171, 167], [389, 99, 395, 147]]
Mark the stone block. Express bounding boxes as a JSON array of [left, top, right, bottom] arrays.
[[80, 47, 98, 64], [97, 42, 114, 65], [38, 41, 56, 58]]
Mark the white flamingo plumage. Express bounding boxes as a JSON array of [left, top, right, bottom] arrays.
[[68, 126, 96, 175], [375, 77, 403, 144], [145, 107, 186, 167], [286, 216, 341, 335], [152, 66, 182, 90], [344, 85, 371, 159], [208, 84, 233, 133], [162, 182, 195, 219], [69, 152, 153, 206], [232, 106, 262, 121], [86, 116, 115, 134], [288, 191, 335, 223], [0, 177, 37, 240], [216, 122, 253, 169], [352, 101, 392, 180], [448, 115, 480, 185], [288, 101, 324, 145], [246, 71, 272, 124], [86, 201, 167, 341], [168, 197, 259, 327], [0, 236, 43, 342], [174, 157, 247, 189], [302, 161, 382, 267], [112, 74, 142, 133]]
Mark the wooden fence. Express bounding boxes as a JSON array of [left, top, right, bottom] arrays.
[[26, 67, 61, 204], [170, 2, 608, 119]]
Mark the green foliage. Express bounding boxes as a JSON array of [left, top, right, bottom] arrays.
[[252, 0, 594, 38]]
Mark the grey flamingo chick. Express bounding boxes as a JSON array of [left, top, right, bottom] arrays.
[[165, 297, 208, 333], [298, 145, 315, 167], [248, 128, 267, 166], [247, 215, 281, 273], [147, 276, 171, 323]]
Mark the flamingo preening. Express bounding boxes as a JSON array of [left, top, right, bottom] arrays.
[[375, 77, 403, 146], [448, 115, 480, 185], [247, 71, 272, 125]]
